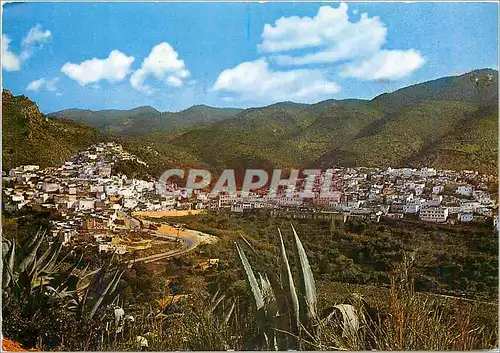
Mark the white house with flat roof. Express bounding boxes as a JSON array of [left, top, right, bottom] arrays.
[[419, 206, 449, 223]]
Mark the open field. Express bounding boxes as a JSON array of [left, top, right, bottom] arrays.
[[133, 210, 205, 218]]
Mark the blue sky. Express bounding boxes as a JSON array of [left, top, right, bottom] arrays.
[[2, 2, 498, 113]]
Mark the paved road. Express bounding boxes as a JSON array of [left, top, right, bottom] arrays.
[[126, 218, 207, 266]]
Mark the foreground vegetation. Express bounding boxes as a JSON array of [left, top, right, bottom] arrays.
[[174, 212, 498, 301], [2, 210, 498, 350]]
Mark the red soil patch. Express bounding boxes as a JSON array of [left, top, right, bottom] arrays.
[[2, 338, 36, 351]]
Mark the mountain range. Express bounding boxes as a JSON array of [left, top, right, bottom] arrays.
[[50, 104, 243, 135], [3, 68, 498, 175]]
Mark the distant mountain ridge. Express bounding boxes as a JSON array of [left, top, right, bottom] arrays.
[[371, 68, 498, 112], [5, 68, 498, 174], [165, 69, 498, 174], [50, 104, 243, 135]]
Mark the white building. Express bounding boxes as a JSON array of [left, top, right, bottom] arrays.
[[11, 194, 24, 202], [403, 204, 420, 214], [90, 185, 104, 193], [123, 198, 138, 210], [231, 203, 252, 213], [459, 213, 473, 223], [419, 206, 449, 222], [23, 165, 40, 172], [78, 199, 95, 210], [42, 183, 60, 193], [460, 201, 480, 213], [456, 185, 473, 197]]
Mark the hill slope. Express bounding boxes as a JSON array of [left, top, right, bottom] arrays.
[[2, 90, 99, 170], [168, 69, 498, 174], [316, 100, 479, 168], [371, 68, 498, 112], [50, 104, 243, 135], [408, 104, 498, 173], [6, 69, 498, 175]]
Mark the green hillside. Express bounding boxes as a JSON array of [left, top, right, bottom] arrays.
[[112, 132, 205, 177], [371, 68, 498, 112], [409, 104, 499, 174], [49, 106, 160, 134], [2, 90, 99, 170], [317, 101, 479, 168], [5, 69, 498, 175], [50, 104, 242, 135], [166, 69, 497, 174]]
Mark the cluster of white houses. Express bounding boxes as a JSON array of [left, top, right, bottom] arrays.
[[222, 167, 497, 225], [3, 143, 175, 246], [3, 143, 499, 247]]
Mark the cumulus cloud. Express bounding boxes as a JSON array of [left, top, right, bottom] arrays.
[[2, 35, 22, 71], [26, 78, 59, 92], [130, 42, 190, 94], [2, 25, 52, 71], [61, 50, 135, 86], [260, 4, 386, 65], [212, 58, 340, 103], [22, 24, 52, 46], [258, 3, 424, 80], [20, 24, 52, 61], [340, 49, 426, 80]]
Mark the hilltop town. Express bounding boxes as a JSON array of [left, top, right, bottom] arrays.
[[3, 142, 498, 254]]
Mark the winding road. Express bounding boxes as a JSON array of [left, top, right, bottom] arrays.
[[126, 216, 216, 266]]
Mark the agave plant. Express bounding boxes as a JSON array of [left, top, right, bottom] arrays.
[[235, 223, 363, 350], [3, 228, 76, 303], [2, 227, 126, 321]]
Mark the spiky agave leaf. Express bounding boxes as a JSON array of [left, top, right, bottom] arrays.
[[210, 292, 226, 313], [223, 299, 236, 325], [211, 288, 221, 304], [18, 230, 45, 273], [291, 223, 317, 322], [2, 241, 16, 288], [235, 242, 264, 310], [34, 243, 54, 272], [259, 273, 275, 303], [325, 304, 360, 339], [2, 239, 11, 257], [38, 236, 64, 274], [67, 298, 79, 311], [89, 266, 126, 320], [278, 227, 300, 329], [49, 253, 84, 290], [23, 226, 43, 250], [108, 267, 126, 295]]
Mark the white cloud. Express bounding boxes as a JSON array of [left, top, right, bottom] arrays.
[[21, 24, 52, 61], [256, 3, 425, 81], [340, 49, 425, 80], [167, 76, 183, 87], [130, 42, 190, 94], [3, 25, 52, 71], [2, 34, 21, 71], [26, 78, 59, 92], [61, 50, 135, 85], [259, 4, 387, 65], [22, 24, 52, 46], [212, 58, 340, 103]]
